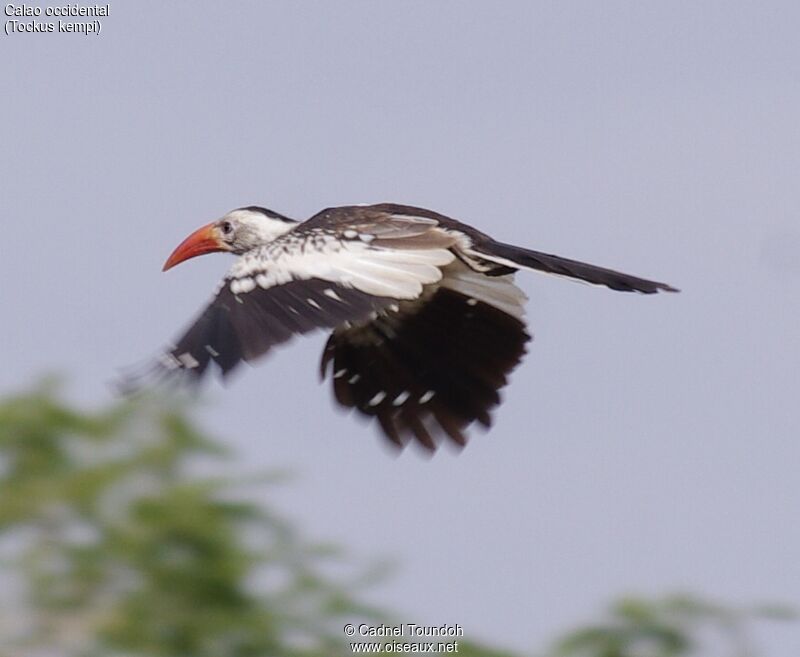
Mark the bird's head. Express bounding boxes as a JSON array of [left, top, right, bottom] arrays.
[[162, 206, 297, 271]]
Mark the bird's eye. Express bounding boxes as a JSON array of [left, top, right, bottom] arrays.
[[221, 221, 234, 237]]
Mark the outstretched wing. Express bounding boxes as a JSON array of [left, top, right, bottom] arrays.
[[152, 279, 396, 381], [122, 215, 457, 387], [320, 262, 531, 451]]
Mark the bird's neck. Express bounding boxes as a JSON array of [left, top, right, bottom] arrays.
[[243, 218, 297, 249]]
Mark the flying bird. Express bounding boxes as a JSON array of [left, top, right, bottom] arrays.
[[128, 203, 677, 451]]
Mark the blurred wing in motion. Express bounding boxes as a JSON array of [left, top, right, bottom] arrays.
[[321, 263, 531, 450]]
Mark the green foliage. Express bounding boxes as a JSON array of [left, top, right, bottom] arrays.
[[0, 383, 384, 657], [0, 382, 793, 657], [550, 595, 796, 657]]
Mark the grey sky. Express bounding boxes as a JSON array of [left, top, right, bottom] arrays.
[[3, 1, 799, 652]]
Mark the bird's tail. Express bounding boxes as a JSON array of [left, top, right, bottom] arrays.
[[470, 241, 679, 294]]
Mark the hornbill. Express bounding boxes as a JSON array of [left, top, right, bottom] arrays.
[[125, 203, 677, 451]]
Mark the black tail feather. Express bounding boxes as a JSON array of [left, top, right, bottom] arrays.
[[477, 241, 679, 294]]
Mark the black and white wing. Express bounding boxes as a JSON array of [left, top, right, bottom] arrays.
[[124, 214, 458, 386], [312, 203, 678, 293], [152, 278, 394, 381], [320, 261, 531, 451]]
